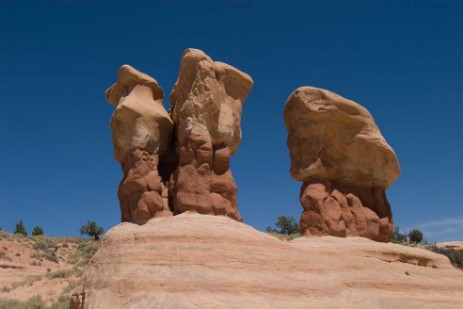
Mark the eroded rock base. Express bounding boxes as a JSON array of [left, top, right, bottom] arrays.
[[118, 148, 172, 223], [300, 179, 392, 242], [170, 134, 242, 221]]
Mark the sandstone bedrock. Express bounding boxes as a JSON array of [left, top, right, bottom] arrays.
[[70, 214, 463, 309]]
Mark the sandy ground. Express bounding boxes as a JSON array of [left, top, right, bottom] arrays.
[[0, 233, 96, 305]]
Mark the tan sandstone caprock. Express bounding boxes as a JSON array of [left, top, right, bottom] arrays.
[[169, 49, 253, 221], [70, 214, 463, 308], [284, 87, 400, 242], [106, 65, 174, 223]]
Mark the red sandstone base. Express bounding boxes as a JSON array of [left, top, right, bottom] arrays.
[[300, 179, 393, 242], [170, 134, 242, 221], [118, 149, 172, 223]]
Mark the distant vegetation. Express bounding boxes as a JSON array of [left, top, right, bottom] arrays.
[[408, 229, 424, 243], [0, 295, 69, 309], [392, 227, 424, 244], [13, 220, 27, 236], [428, 245, 463, 270], [0, 229, 101, 308], [393, 226, 462, 271], [2, 220, 104, 241], [80, 221, 104, 241], [266, 216, 301, 240], [32, 226, 44, 236]]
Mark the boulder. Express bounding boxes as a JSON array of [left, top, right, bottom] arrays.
[[284, 87, 400, 241]]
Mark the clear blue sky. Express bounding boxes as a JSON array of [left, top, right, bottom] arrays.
[[1, 1, 462, 242]]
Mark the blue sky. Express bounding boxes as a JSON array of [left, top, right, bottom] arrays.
[[1, 1, 462, 242]]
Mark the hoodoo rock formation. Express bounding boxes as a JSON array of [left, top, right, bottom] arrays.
[[284, 87, 400, 242], [106, 65, 174, 223], [106, 49, 252, 223], [169, 49, 253, 221]]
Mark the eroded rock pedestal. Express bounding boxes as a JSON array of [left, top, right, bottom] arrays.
[[169, 49, 253, 221], [106, 65, 173, 223], [106, 49, 252, 223], [284, 87, 400, 242]]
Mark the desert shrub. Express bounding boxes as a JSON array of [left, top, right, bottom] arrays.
[[408, 229, 424, 243], [13, 220, 27, 236], [46, 269, 74, 279], [48, 294, 70, 309], [31, 242, 58, 263], [80, 221, 104, 240], [33, 242, 49, 251], [267, 231, 302, 241], [275, 216, 300, 235], [428, 245, 463, 270], [392, 226, 408, 243], [0, 295, 45, 309], [32, 227, 44, 236]]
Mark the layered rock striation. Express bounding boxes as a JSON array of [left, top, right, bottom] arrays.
[[284, 87, 400, 242], [106, 49, 252, 223], [71, 214, 463, 309]]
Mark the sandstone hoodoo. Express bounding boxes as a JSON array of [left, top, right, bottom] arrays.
[[106, 49, 253, 223], [284, 87, 400, 242], [106, 65, 174, 223], [169, 49, 253, 221]]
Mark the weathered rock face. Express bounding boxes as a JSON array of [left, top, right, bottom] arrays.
[[71, 214, 463, 309], [106, 65, 174, 223], [300, 180, 392, 242], [284, 87, 400, 241], [107, 50, 252, 223], [169, 49, 253, 221]]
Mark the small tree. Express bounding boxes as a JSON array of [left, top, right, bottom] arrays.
[[32, 226, 44, 236], [408, 229, 423, 243], [80, 221, 104, 241], [275, 216, 300, 235], [266, 226, 275, 233], [392, 226, 407, 243], [14, 220, 27, 236]]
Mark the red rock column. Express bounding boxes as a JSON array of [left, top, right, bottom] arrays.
[[118, 148, 171, 223], [169, 134, 242, 221], [169, 48, 253, 222], [106, 65, 174, 223]]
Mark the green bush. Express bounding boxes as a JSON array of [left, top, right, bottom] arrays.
[[275, 216, 300, 235], [32, 227, 44, 236], [392, 226, 407, 243], [408, 229, 423, 243], [14, 220, 27, 236], [80, 221, 104, 240]]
